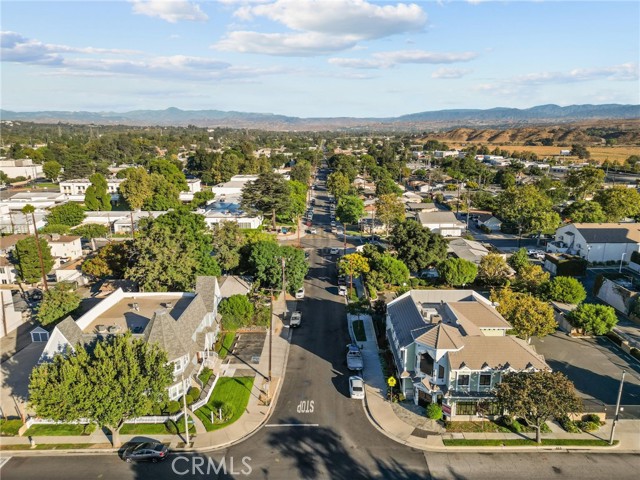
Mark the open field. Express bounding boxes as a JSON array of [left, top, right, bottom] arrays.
[[449, 143, 639, 164]]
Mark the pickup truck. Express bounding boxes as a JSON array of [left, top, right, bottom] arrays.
[[346, 344, 363, 371], [290, 311, 302, 328]]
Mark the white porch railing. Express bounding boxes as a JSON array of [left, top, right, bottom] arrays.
[[191, 375, 219, 411]]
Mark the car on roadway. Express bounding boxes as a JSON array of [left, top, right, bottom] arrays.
[[346, 344, 363, 371], [295, 287, 305, 299], [290, 311, 302, 328], [330, 247, 340, 255], [330, 221, 336, 227], [123, 442, 168, 463], [338, 275, 347, 286], [338, 285, 348, 296], [336, 228, 344, 235], [527, 249, 546, 260], [307, 227, 317, 234], [349, 376, 365, 399]]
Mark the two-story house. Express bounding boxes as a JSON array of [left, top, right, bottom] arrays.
[[38, 276, 222, 400], [548, 223, 640, 263], [386, 290, 549, 421]]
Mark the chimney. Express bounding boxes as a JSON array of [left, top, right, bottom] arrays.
[[431, 314, 442, 324]]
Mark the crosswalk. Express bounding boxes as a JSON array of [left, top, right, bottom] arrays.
[[0, 457, 11, 469]]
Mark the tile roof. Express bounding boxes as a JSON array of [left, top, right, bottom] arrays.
[[572, 223, 640, 244], [448, 336, 548, 371]]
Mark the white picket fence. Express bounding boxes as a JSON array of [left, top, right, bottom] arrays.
[[191, 375, 219, 411]]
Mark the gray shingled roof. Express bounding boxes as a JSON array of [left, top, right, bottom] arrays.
[[218, 275, 251, 299], [573, 223, 640, 244], [56, 316, 84, 348], [145, 309, 197, 361], [448, 336, 548, 371], [195, 276, 217, 312], [417, 211, 464, 225]]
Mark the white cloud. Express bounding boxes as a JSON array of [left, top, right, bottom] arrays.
[[476, 63, 639, 94], [2, 31, 285, 82], [216, 31, 360, 56], [215, 0, 427, 56], [130, 0, 208, 23], [432, 67, 471, 79], [329, 50, 478, 69]]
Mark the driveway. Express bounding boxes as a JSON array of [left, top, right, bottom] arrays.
[[0, 342, 44, 418], [225, 331, 266, 377], [532, 332, 640, 418]]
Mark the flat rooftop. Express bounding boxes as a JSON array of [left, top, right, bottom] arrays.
[[82, 294, 192, 335]]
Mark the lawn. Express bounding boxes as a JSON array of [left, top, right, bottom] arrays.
[[445, 419, 551, 434], [120, 416, 196, 435], [0, 443, 113, 451], [352, 319, 367, 342], [443, 439, 616, 447], [195, 377, 254, 432], [217, 332, 236, 360], [24, 423, 96, 436], [0, 419, 23, 436]]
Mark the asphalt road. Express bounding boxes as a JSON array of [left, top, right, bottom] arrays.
[[3, 171, 640, 479]]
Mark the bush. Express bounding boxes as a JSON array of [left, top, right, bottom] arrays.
[[151, 403, 163, 416], [501, 415, 514, 426], [558, 415, 581, 433], [188, 387, 201, 402], [479, 224, 491, 234], [181, 395, 193, 406], [210, 401, 234, 423], [166, 400, 181, 415], [578, 421, 600, 432], [198, 367, 213, 386], [582, 414, 601, 424], [426, 403, 443, 420], [165, 420, 179, 434]]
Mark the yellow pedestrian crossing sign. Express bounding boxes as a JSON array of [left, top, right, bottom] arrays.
[[387, 376, 397, 387]]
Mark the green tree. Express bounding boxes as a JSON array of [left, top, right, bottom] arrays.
[[326, 171, 351, 199], [248, 241, 283, 289], [127, 210, 220, 291], [144, 173, 181, 211], [570, 144, 591, 159], [190, 190, 215, 210], [43, 161, 62, 182], [149, 158, 187, 191], [13, 236, 54, 284], [47, 203, 85, 227], [219, 294, 255, 330], [211, 221, 246, 272], [29, 332, 173, 447], [390, 220, 447, 273], [440, 257, 478, 287], [37, 283, 81, 326], [491, 287, 557, 341], [375, 176, 402, 197], [281, 245, 309, 293], [372, 254, 410, 286], [119, 167, 152, 211], [290, 160, 311, 185], [494, 186, 561, 235], [568, 303, 618, 335], [84, 173, 112, 211], [81, 242, 131, 280], [72, 223, 109, 240], [496, 371, 582, 444], [375, 194, 405, 234], [241, 172, 291, 230], [478, 253, 511, 286], [593, 187, 640, 222], [41, 224, 71, 235], [562, 200, 606, 223], [508, 248, 530, 274], [565, 166, 604, 200], [336, 195, 364, 226], [286, 180, 307, 223], [513, 264, 550, 295], [338, 253, 370, 294], [546, 276, 587, 304]]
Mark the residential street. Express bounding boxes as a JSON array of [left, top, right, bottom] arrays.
[[2, 180, 640, 479]]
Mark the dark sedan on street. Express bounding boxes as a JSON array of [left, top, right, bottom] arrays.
[[123, 442, 168, 463]]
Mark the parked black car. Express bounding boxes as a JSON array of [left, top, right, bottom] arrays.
[[123, 442, 168, 463]]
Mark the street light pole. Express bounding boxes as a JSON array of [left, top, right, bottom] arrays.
[[609, 370, 626, 445]]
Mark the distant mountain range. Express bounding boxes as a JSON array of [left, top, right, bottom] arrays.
[[2, 104, 638, 130]]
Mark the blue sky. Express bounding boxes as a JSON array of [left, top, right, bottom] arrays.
[[1, 0, 638, 117]]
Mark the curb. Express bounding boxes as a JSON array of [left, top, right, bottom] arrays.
[[1, 329, 293, 457]]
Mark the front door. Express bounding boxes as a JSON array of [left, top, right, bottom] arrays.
[[417, 389, 432, 407]]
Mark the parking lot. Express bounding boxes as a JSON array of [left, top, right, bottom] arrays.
[[532, 332, 640, 418]]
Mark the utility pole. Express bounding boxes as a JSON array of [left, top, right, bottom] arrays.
[[269, 289, 274, 383], [129, 211, 135, 237], [281, 257, 287, 319], [609, 370, 626, 445], [182, 374, 190, 446]]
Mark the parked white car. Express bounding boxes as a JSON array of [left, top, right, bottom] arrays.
[[346, 344, 363, 371], [295, 287, 305, 299], [330, 247, 340, 255], [338, 285, 347, 296], [290, 311, 302, 328], [349, 376, 365, 399]]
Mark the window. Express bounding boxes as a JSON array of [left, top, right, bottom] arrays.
[[456, 401, 477, 415], [457, 374, 470, 387], [480, 374, 492, 386], [438, 365, 445, 379]]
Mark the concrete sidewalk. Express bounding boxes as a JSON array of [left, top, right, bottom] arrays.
[[356, 314, 640, 452], [0, 295, 293, 454]]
